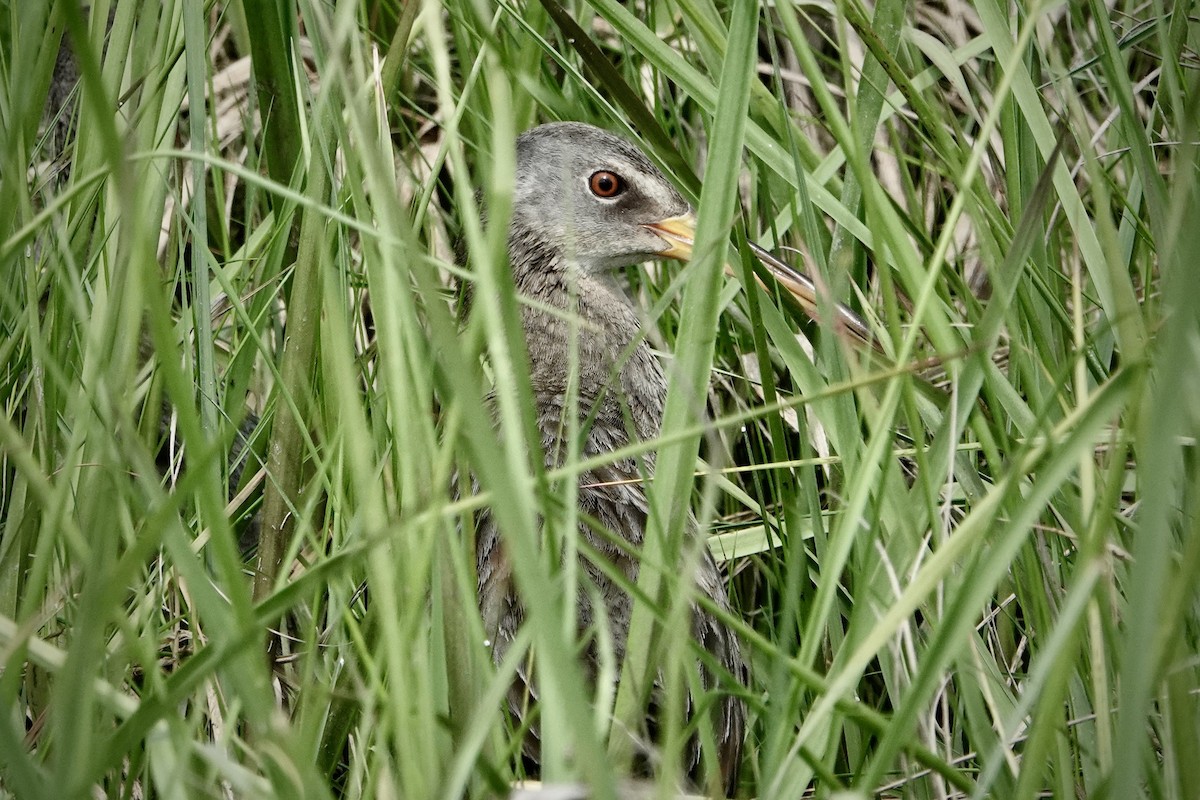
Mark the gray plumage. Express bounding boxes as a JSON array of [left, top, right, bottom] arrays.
[[472, 123, 746, 791]]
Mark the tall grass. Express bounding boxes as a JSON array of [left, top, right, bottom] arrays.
[[1, 0, 1197, 798]]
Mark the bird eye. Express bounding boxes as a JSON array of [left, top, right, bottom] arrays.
[[588, 170, 625, 199]]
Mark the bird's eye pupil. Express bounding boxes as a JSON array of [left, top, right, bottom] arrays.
[[589, 171, 624, 198]]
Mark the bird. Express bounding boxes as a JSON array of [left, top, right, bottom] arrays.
[[470, 122, 873, 794], [469, 121, 746, 792]]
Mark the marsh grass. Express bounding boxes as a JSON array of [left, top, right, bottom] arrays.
[[1, 0, 1197, 798]]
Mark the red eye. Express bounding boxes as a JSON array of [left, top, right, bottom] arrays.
[[588, 170, 625, 198]]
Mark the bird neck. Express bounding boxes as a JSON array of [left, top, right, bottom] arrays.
[[510, 247, 667, 443]]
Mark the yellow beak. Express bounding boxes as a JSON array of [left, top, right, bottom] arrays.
[[642, 212, 696, 261], [644, 212, 875, 347]]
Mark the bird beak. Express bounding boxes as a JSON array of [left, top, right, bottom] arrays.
[[645, 212, 875, 347], [643, 212, 697, 261]]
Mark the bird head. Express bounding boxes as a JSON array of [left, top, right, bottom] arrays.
[[511, 122, 696, 275], [505, 122, 876, 346]]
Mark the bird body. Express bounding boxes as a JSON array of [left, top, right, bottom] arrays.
[[473, 123, 746, 791]]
